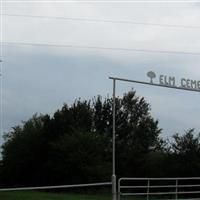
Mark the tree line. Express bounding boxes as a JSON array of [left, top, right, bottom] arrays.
[[0, 90, 200, 187]]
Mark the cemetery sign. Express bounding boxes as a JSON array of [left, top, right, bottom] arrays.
[[147, 71, 200, 91]]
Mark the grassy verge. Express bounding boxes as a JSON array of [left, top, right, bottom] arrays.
[[0, 191, 171, 200], [0, 191, 112, 200]]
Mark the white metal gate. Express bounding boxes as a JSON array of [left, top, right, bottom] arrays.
[[118, 177, 200, 200]]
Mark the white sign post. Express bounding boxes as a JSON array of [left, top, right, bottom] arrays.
[[110, 72, 200, 200]]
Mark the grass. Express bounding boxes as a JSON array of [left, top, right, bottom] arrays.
[[0, 191, 151, 200], [0, 191, 112, 200], [0, 191, 176, 200]]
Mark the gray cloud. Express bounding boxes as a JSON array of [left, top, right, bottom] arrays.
[[1, 2, 200, 145]]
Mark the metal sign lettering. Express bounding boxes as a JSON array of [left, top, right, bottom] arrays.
[[147, 71, 200, 91]]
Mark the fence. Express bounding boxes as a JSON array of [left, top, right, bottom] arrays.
[[118, 177, 200, 200], [0, 182, 112, 199], [0, 182, 111, 192]]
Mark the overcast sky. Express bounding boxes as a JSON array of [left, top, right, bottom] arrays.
[[1, 1, 200, 146]]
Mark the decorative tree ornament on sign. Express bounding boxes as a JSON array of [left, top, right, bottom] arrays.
[[147, 71, 200, 91]]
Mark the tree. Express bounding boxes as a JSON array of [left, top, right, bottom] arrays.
[[172, 129, 200, 155], [1, 115, 51, 186], [93, 91, 162, 177], [46, 131, 111, 184], [1, 90, 163, 187], [116, 91, 162, 177], [169, 129, 200, 177]]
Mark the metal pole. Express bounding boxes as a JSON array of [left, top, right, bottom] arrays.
[[118, 178, 121, 200], [147, 179, 150, 200], [175, 179, 178, 200], [112, 79, 117, 200]]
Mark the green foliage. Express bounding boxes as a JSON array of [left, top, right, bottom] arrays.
[[172, 129, 200, 155], [2, 115, 51, 186], [46, 131, 111, 184], [168, 129, 200, 177], [1, 90, 200, 187]]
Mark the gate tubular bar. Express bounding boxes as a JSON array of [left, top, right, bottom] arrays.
[[118, 177, 200, 200]]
